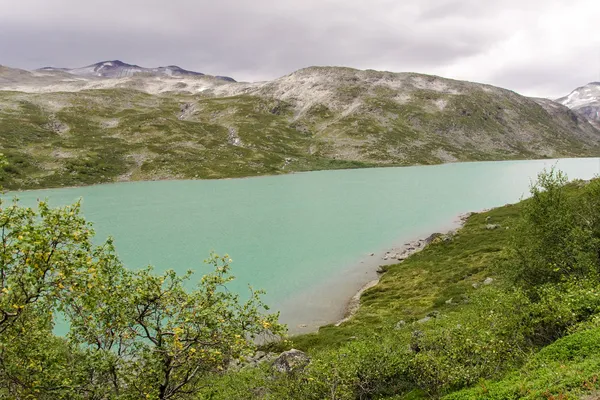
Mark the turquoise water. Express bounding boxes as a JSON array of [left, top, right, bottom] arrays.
[[5, 158, 600, 331]]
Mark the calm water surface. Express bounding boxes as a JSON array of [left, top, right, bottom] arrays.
[[6, 158, 600, 332]]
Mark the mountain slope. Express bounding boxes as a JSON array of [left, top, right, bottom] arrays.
[[1, 66, 599, 190], [557, 82, 600, 128]]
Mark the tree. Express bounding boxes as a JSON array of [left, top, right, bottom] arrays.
[[510, 168, 600, 288], [0, 197, 103, 398], [65, 253, 284, 399]]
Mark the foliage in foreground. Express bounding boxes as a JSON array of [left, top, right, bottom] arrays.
[[0, 189, 283, 399]]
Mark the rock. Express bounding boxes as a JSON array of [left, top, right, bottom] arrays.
[[228, 127, 243, 147], [424, 233, 441, 244], [417, 316, 432, 324], [472, 282, 480, 289], [394, 320, 407, 330], [486, 224, 500, 230], [44, 119, 70, 135], [298, 324, 308, 328], [445, 298, 453, 305], [483, 277, 494, 285], [254, 351, 266, 359], [272, 349, 310, 374], [383, 254, 389, 260], [229, 351, 278, 371], [370, 253, 375, 256], [485, 216, 491, 222]]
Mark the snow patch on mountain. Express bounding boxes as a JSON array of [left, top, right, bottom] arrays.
[[557, 82, 600, 127]]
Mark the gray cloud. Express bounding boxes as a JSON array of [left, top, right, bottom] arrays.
[[0, 0, 599, 97]]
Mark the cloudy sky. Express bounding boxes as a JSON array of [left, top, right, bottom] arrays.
[[0, 0, 598, 98]]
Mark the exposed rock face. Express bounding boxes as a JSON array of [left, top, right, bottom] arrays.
[[227, 127, 243, 147], [272, 349, 310, 374]]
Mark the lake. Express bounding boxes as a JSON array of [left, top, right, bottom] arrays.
[[5, 158, 600, 333]]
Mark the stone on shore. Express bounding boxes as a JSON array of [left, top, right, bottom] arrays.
[[272, 349, 310, 374]]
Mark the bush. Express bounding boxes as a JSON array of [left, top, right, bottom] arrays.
[[509, 169, 600, 288]]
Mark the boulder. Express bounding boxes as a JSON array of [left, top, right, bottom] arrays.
[[483, 277, 494, 285], [424, 233, 442, 244], [486, 224, 501, 230], [272, 349, 310, 374]]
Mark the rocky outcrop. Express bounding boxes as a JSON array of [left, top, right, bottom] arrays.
[[272, 349, 310, 374]]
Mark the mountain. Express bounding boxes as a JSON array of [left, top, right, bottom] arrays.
[[37, 60, 236, 81], [557, 82, 600, 128], [1, 65, 599, 190]]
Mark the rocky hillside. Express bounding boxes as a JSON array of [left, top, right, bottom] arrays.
[[1, 64, 599, 190], [557, 82, 600, 129]]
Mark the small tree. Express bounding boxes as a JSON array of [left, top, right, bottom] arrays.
[[65, 252, 284, 399], [510, 168, 599, 288]]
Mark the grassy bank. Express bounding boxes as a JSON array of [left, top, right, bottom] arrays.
[[290, 204, 520, 352]]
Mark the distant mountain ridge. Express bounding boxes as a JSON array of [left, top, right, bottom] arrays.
[[37, 60, 236, 81], [557, 82, 600, 128]]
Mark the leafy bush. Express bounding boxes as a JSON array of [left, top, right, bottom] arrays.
[[509, 169, 600, 288]]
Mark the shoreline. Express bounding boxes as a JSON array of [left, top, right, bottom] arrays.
[[333, 211, 475, 327], [3, 156, 592, 195], [281, 210, 480, 335]]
